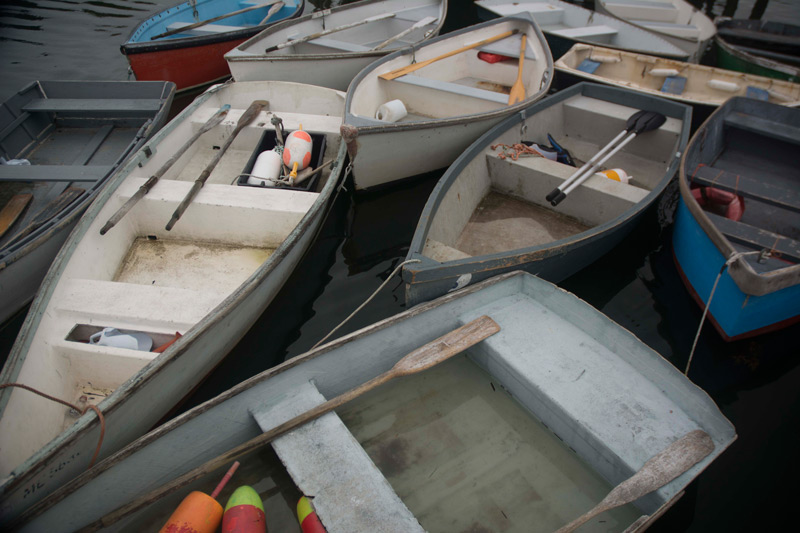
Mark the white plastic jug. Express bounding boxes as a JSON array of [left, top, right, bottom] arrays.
[[89, 327, 153, 351]]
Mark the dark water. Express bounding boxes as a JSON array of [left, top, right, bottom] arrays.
[[1, 0, 799, 531]]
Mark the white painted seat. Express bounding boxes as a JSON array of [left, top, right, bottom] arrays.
[[165, 22, 246, 36], [252, 381, 425, 533], [602, 0, 679, 23], [634, 20, 701, 39], [310, 37, 372, 53], [549, 25, 619, 42], [393, 74, 509, 104]]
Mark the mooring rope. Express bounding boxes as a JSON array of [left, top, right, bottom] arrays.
[[685, 250, 763, 375], [0, 382, 106, 469], [312, 258, 421, 350]]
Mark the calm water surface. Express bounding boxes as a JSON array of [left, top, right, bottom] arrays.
[[1, 0, 799, 531]]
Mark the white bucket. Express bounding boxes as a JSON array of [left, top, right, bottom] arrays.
[[375, 99, 407, 122], [248, 149, 283, 187]]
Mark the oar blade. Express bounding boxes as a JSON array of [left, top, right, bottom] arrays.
[[629, 110, 666, 134], [395, 315, 500, 376]]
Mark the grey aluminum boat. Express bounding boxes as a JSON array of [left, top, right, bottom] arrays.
[[0, 80, 175, 325], [403, 82, 690, 306], [6, 271, 735, 532]]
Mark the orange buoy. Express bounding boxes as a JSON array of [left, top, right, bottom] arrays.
[[222, 485, 266, 533], [159, 461, 239, 533], [283, 125, 313, 182], [297, 496, 326, 533]]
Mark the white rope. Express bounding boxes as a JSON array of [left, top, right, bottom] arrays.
[[685, 250, 762, 375], [311, 258, 421, 350]]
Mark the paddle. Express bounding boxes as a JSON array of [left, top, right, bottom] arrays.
[[4, 187, 84, 247], [507, 34, 527, 105], [370, 16, 438, 51], [546, 110, 666, 207], [165, 100, 267, 231], [81, 315, 500, 531], [257, 1, 283, 26], [554, 430, 715, 533], [379, 29, 518, 81], [0, 193, 32, 239], [99, 105, 230, 236], [150, 1, 281, 40], [264, 13, 396, 54]]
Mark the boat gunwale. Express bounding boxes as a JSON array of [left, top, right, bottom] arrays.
[[342, 13, 554, 135], [225, 0, 448, 63], [677, 96, 800, 296], [402, 82, 691, 281], [714, 33, 800, 80], [0, 80, 348, 505]]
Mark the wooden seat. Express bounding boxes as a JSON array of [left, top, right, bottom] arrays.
[[690, 165, 800, 213], [549, 25, 618, 41], [0, 165, 112, 183], [22, 99, 164, 114], [165, 22, 246, 36], [724, 111, 800, 146], [392, 74, 509, 104], [706, 212, 800, 262]]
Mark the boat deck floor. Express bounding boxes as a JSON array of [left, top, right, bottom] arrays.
[[114, 238, 274, 294], [454, 191, 591, 256]]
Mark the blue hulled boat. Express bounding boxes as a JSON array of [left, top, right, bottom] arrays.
[[673, 97, 800, 340]]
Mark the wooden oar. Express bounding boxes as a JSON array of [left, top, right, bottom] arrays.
[[151, 1, 281, 40], [257, 1, 283, 25], [4, 187, 84, 247], [0, 193, 32, 239], [99, 105, 230, 236], [264, 13, 395, 53], [165, 100, 267, 231], [81, 315, 500, 531], [379, 29, 518, 81], [370, 16, 438, 51], [554, 430, 715, 533], [507, 34, 526, 105]]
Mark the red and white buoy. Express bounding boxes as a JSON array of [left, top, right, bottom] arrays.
[[282, 125, 313, 183]]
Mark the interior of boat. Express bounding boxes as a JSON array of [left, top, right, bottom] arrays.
[[599, 0, 711, 42], [683, 105, 800, 275], [0, 84, 344, 474], [0, 82, 163, 253], [557, 44, 800, 106], [245, 2, 442, 55], [422, 92, 682, 261], [350, 20, 547, 121]]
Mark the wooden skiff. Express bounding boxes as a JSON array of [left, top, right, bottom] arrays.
[[341, 13, 553, 190], [121, 0, 304, 92], [402, 82, 690, 306], [475, 0, 688, 60], [0, 80, 348, 522], [0, 80, 174, 325], [7, 272, 735, 533], [555, 43, 800, 128], [595, 0, 716, 61], [226, 0, 447, 91], [673, 97, 800, 340]]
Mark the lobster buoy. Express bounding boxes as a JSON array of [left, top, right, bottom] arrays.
[[707, 79, 740, 92], [691, 186, 745, 221], [248, 150, 282, 187], [222, 486, 266, 533], [159, 491, 223, 533], [283, 126, 313, 182], [297, 496, 326, 533], [648, 68, 680, 77], [595, 168, 631, 184]]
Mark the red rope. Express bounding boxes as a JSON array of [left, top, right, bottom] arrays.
[[0, 382, 106, 469]]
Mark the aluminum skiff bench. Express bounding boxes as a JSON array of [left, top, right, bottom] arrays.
[[704, 212, 800, 262], [724, 111, 800, 146], [22, 99, 165, 114], [690, 165, 800, 213], [165, 22, 247, 36]]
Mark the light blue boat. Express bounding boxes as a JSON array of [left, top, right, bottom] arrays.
[[673, 97, 800, 340]]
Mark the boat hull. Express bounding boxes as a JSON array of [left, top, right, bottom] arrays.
[[403, 82, 690, 306], [714, 36, 800, 83], [0, 81, 347, 522], [125, 36, 252, 92], [9, 272, 736, 532], [342, 14, 554, 189], [672, 199, 800, 340]]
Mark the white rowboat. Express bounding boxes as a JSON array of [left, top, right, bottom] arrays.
[[341, 13, 553, 190], [226, 0, 447, 91], [0, 80, 347, 523]]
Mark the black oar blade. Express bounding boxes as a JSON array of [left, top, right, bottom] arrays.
[[630, 111, 666, 134], [624, 110, 647, 131]]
